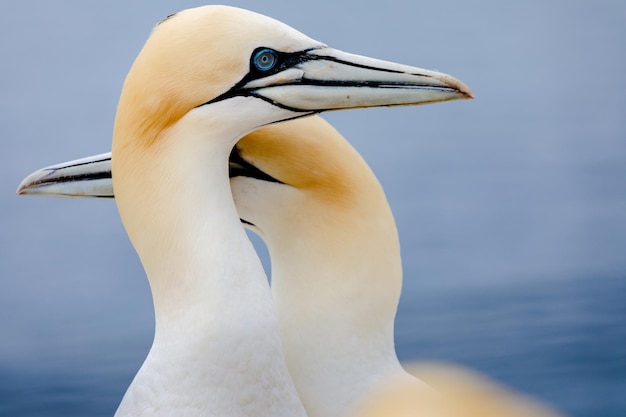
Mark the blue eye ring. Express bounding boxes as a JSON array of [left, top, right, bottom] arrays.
[[253, 48, 279, 71]]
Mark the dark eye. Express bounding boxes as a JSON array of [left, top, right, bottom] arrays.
[[253, 48, 278, 71]]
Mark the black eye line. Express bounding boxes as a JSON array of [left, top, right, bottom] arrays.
[[240, 218, 255, 227], [229, 145, 284, 185], [200, 47, 318, 109]]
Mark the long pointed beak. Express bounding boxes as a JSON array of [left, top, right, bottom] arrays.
[[17, 153, 114, 198], [15, 150, 271, 199], [243, 47, 473, 111]]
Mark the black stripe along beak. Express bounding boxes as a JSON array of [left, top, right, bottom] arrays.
[[17, 153, 115, 198], [17, 149, 283, 199], [207, 46, 473, 112]]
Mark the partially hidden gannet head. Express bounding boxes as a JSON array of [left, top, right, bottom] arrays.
[[18, 116, 393, 241], [230, 117, 394, 244]]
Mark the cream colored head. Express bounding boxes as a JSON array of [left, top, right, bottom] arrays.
[[231, 116, 396, 252], [110, 5, 327, 271], [231, 116, 403, 320], [113, 5, 321, 151]]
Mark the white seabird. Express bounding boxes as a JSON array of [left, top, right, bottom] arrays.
[[229, 117, 433, 417], [17, 4, 472, 417]]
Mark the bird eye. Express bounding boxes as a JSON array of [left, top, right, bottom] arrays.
[[253, 48, 278, 71]]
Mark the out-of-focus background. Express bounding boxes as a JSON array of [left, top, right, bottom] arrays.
[[1, 1, 624, 416]]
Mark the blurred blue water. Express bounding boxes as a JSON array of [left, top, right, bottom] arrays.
[[397, 275, 626, 417], [1, 275, 624, 417], [1, 1, 625, 417]]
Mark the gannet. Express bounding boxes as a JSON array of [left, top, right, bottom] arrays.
[[227, 119, 562, 417], [230, 117, 432, 417], [18, 4, 472, 417]]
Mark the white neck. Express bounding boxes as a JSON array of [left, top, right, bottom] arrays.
[[112, 103, 306, 417], [266, 186, 424, 417], [273, 247, 404, 417]]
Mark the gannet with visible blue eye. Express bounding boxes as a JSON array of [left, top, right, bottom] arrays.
[[18, 4, 472, 417]]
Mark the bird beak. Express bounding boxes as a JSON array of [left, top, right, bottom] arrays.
[[16, 150, 274, 198], [236, 47, 473, 111], [17, 153, 114, 198]]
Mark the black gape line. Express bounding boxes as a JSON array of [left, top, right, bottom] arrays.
[[28, 166, 113, 197], [240, 218, 255, 227], [30, 156, 114, 198], [229, 145, 284, 185]]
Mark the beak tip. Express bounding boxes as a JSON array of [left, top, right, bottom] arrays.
[[462, 85, 474, 100], [449, 77, 474, 100], [16, 180, 31, 196], [15, 170, 42, 195], [16, 169, 48, 196]]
